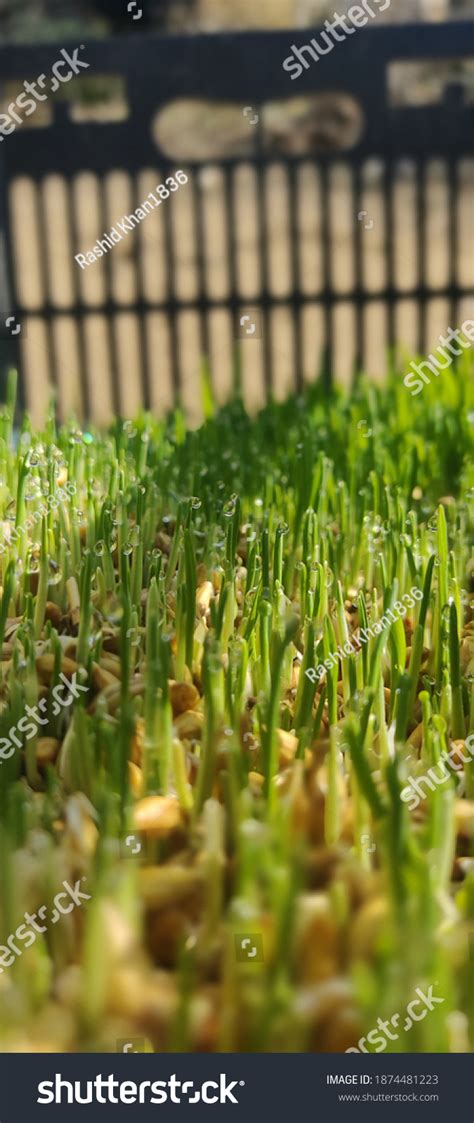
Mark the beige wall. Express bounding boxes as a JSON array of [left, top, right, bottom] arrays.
[[197, 0, 296, 29], [195, 0, 461, 30]]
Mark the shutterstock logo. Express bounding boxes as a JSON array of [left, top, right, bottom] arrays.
[[37, 1073, 245, 1105], [0, 47, 89, 142]]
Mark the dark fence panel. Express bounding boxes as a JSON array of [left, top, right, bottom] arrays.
[[0, 22, 473, 419]]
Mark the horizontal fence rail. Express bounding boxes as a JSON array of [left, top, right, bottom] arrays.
[[0, 22, 473, 421]]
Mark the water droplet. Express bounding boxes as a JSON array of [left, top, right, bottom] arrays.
[[278, 522, 289, 535], [122, 544, 133, 557], [223, 500, 236, 518], [191, 496, 202, 510], [129, 525, 141, 546], [325, 567, 334, 589], [27, 557, 40, 574], [95, 540, 106, 557], [5, 501, 16, 522], [24, 484, 40, 503], [151, 547, 162, 560], [83, 432, 94, 445], [27, 451, 40, 467]]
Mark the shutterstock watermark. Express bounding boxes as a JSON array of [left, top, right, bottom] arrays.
[[403, 320, 474, 396], [37, 1073, 244, 1105], [74, 171, 188, 269], [401, 735, 474, 811], [0, 482, 76, 555], [305, 587, 422, 682], [0, 672, 88, 765], [282, 1, 391, 80], [0, 47, 89, 141], [346, 984, 445, 1053], [0, 878, 91, 973]]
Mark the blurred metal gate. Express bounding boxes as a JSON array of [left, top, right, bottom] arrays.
[[0, 21, 473, 421]]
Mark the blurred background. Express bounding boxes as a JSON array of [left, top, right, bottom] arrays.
[[0, 0, 472, 35], [0, 0, 473, 424]]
